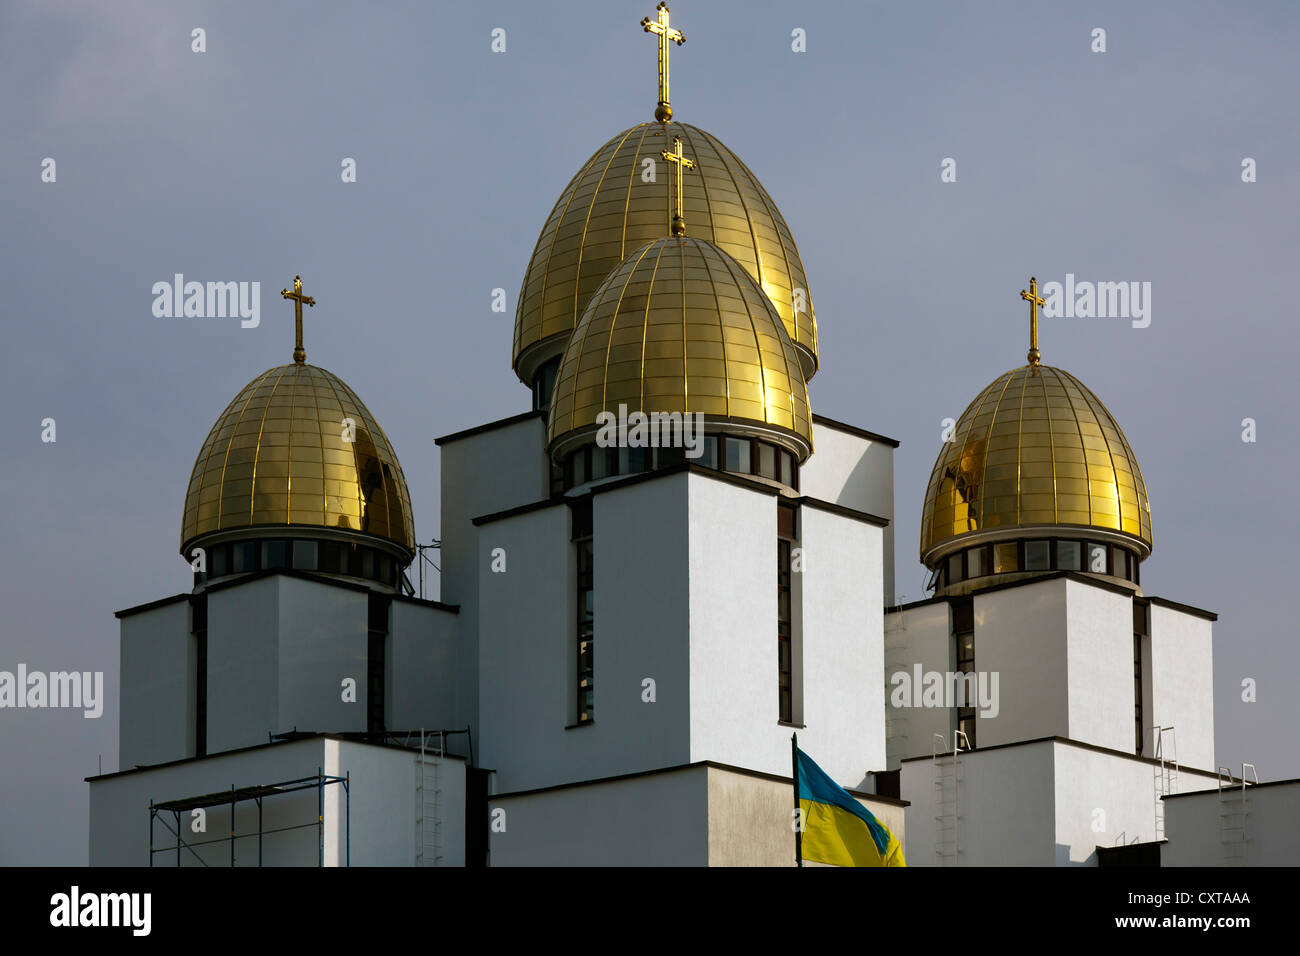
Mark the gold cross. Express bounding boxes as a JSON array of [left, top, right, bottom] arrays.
[[1020, 276, 1045, 368], [280, 275, 315, 364], [642, 2, 684, 123], [661, 136, 696, 237]]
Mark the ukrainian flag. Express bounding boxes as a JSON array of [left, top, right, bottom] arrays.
[[796, 744, 905, 867]]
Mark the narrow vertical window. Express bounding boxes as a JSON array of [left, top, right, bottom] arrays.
[[192, 594, 207, 758], [367, 594, 390, 736], [1133, 600, 1148, 755], [573, 499, 594, 724], [777, 502, 798, 723], [952, 597, 976, 749]]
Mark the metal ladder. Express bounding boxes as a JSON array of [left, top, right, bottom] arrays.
[[884, 610, 910, 765], [415, 729, 444, 867], [1216, 763, 1257, 865], [1152, 725, 1178, 840], [933, 731, 969, 866]]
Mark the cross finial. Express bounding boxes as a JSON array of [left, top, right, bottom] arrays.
[[1020, 276, 1045, 369], [661, 136, 696, 236], [280, 275, 316, 364], [641, 2, 684, 123]]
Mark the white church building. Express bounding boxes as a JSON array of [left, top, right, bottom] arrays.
[[87, 7, 1286, 868]]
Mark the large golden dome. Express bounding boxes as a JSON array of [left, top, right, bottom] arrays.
[[547, 236, 813, 457], [920, 364, 1152, 562], [515, 122, 818, 384], [181, 363, 414, 557]]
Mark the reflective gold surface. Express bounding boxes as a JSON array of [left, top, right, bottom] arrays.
[[181, 363, 415, 556], [514, 122, 818, 380], [920, 364, 1152, 559], [640, 2, 684, 123], [1020, 276, 1044, 368], [547, 236, 813, 453], [280, 275, 315, 365]]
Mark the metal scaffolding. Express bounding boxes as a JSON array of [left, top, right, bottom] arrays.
[[148, 769, 350, 867]]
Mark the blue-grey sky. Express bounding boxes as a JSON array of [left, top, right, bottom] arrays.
[[2, 0, 1296, 864]]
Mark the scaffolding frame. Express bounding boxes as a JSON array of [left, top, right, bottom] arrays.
[[149, 769, 350, 867]]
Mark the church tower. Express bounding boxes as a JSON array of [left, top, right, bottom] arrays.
[[885, 280, 1218, 865]]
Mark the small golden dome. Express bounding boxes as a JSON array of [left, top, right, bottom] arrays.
[[920, 365, 1152, 562], [515, 122, 818, 385], [547, 236, 813, 457], [181, 363, 414, 558]]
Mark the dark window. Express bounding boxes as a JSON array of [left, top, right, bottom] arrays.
[[319, 541, 345, 574], [954, 608, 976, 750], [1086, 542, 1108, 574], [779, 449, 794, 487], [778, 538, 793, 723], [360, 547, 375, 581], [993, 542, 1018, 574], [210, 544, 229, 578], [293, 539, 318, 571], [377, 553, 394, 587], [232, 541, 256, 573], [576, 537, 594, 724], [757, 442, 777, 480], [628, 446, 650, 474], [1112, 546, 1128, 580], [657, 444, 685, 469], [367, 595, 390, 736], [947, 552, 963, 584], [1133, 633, 1143, 755], [262, 539, 288, 570], [532, 356, 561, 412], [191, 595, 207, 758], [725, 436, 751, 473], [568, 450, 587, 488], [966, 546, 987, 578], [699, 435, 718, 468], [778, 501, 798, 541], [1057, 540, 1082, 571], [1024, 540, 1050, 571]]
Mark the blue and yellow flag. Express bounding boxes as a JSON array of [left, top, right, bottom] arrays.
[[795, 744, 905, 867]]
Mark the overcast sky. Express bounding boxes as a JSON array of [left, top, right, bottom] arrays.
[[2, 0, 1296, 864]]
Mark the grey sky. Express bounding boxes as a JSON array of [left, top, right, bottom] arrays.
[[1, 0, 1296, 864]]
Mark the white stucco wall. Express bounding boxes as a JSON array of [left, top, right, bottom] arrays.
[[1051, 741, 1214, 865], [686, 476, 799, 776], [1063, 580, 1134, 754], [900, 738, 1222, 866], [1163, 780, 1300, 866], [885, 601, 953, 766], [489, 766, 709, 866], [438, 415, 550, 740], [207, 576, 280, 753], [902, 739, 1058, 866], [388, 597, 459, 734], [119, 599, 194, 768], [975, 579, 1070, 748], [799, 421, 895, 604], [798, 503, 885, 788], [276, 576, 368, 738], [1148, 604, 1215, 773]]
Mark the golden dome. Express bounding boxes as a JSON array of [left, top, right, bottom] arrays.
[[547, 236, 813, 457], [920, 364, 1152, 562], [181, 363, 414, 557], [515, 122, 818, 384]]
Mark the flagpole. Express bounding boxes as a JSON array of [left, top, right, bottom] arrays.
[[792, 732, 803, 867]]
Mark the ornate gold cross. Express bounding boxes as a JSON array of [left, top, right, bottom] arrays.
[[641, 2, 684, 123], [1020, 276, 1045, 368], [661, 136, 696, 237], [281, 275, 315, 364]]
